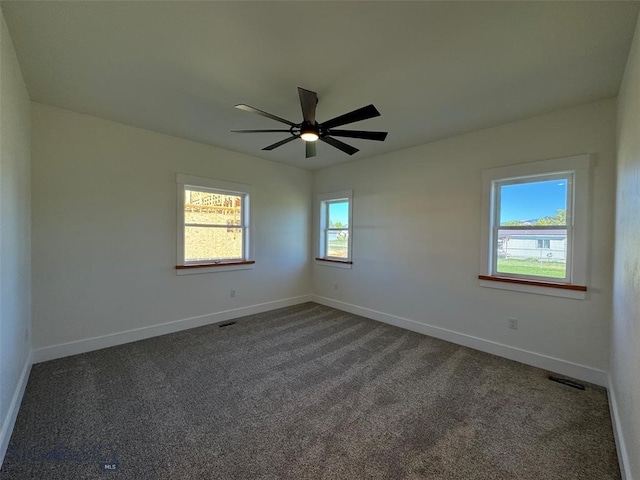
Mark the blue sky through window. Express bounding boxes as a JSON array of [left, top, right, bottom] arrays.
[[500, 179, 567, 223], [328, 201, 349, 226]]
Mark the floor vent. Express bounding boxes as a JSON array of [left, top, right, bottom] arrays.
[[218, 321, 236, 328], [549, 376, 585, 390]]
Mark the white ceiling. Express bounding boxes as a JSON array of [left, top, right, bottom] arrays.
[[2, 1, 639, 170]]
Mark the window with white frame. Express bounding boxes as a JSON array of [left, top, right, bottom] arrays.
[[493, 172, 572, 282], [176, 174, 253, 272], [317, 190, 353, 264], [480, 154, 592, 298]]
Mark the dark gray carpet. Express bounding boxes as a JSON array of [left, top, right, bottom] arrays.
[[1, 303, 619, 479]]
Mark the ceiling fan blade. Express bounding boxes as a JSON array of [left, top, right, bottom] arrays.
[[231, 129, 292, 133], [327, 130, 388, 141], [321, 136, 359, 156], [305, 141, 317, 158], [321, 104, 380, 129], [298, 87, 318, 124], [262, 136, 299, 151], [235, 104, 297, 127]]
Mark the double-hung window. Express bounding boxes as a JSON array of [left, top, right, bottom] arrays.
[[176, 174, 253, 273], [480, 154, 592, 298], [492, 172, 572, 282], [317, 190, 353, 266]]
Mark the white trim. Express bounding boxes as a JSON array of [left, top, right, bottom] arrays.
[[33, 295, 312, 363], [176, 173, 254, 272], [0, 350, 33, 469], [310, 295, 607, 387], [481, 154, 594, 185], [176, 173, 252, 193], [318, 190, 353, 264], [608, 376, 633, 480], [480, 154, 593, 299], [317, 190, 353, 203]]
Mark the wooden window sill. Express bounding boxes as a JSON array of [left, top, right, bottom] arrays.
[[478, 275, 587, 291], [315, 258, 353, 265], [176, 261, 255, 270]]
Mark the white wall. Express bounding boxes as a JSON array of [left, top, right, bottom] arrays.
[[611, 11, 640, 480], [313, 98, 617, 384], [31, 103, 312, 357], [0, 9, 32, 465]]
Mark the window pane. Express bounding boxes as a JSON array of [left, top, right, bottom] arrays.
[[328, 201, 349, 229], [499, 179, 567, 226], [327, 230, 349, 258], [185, 226, 243, 261], [185, 189, 242, 226], [496, 228, 567, 279]]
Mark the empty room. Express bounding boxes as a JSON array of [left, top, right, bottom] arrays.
[[1, 1, 639, 479]]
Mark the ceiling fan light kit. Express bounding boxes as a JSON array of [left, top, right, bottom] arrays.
[[299, 121, 319, 142], [300, 132, 319, 142], [232, 87, 388, 158]]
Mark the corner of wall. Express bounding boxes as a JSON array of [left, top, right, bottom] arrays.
[[0, 7, 33, 468], [609, 9, 640, 480], [0, 353, 32, 468], [608, 375, 633, 480]]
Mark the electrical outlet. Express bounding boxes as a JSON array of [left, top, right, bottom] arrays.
[[508, 318, 518, 330], [230, 290, 236, 298], [333, 283, 338, 291], [24, 328, 29, 343]]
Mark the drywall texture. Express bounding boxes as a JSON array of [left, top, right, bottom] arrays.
[[612, 11, 640, 480], [31, 103, 312, 350], [313, 98, 617, 373], [0, 9, 32, 461]]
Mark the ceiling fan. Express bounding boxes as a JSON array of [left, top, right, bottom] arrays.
[[232, 87, 388, 158]]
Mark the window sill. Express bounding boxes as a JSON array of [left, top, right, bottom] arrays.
[[478, 275, 587, 299], [176, 261, 255, 275], [315, 258, 353, 269]]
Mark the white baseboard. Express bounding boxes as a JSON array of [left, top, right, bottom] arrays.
[[33, 295, 312, 363], [608, 376, 632, 480], [0, 350, 33, 469], [311, 295, 608, 387]]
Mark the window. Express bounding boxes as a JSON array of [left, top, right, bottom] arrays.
[[479, 154, 592, 298], [176, 174, 253, 273], [493, 173, 571, 282], [536, 239, 551, 249], [317, 190, 353, 266]]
